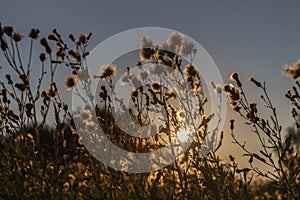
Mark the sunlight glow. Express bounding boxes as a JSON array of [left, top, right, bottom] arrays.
[[177, 129, 191, 142]]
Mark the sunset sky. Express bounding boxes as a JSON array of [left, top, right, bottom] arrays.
[[1, 0, 300, 168]]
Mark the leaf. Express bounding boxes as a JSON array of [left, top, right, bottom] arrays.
[[253, 153, 266, 163], [242, 153, 250, 157], [260, 150, 268, 157], [284, 134, 292, 151], [249, 155, 253, 163]]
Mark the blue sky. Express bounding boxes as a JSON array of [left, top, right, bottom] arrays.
[[1, 0, 299, 166]]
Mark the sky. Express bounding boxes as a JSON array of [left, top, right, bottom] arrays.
[[1, 0, 300, 168]]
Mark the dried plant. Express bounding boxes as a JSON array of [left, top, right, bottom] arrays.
[[0, 22, 299, 200]]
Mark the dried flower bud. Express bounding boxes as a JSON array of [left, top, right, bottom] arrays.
[[230, 72, 242, 87], [77, 33, 88, 45], [52, 28, 60, 38], [0, 38, 8, 51], [19, 74, 28, 84], [12, 31, 24, 42], [65, 76, 77, 91], [68, 34, 75, 42], [223, 84, 231, 93], [29, 28, 40, 39], [63, 104, 68, 111], [250, 103, 257, 113], [48, 33, 58, 41], [46, 88, 57, 98], [249, 76, 262, 87], [230, 119, 235, 130], [39, 53, 47, 62], [25, 103, 33, 111], [15, 83, 26, 92], [40, 38, 52, 54], [233, 105, 241, 112], [87, 32, 93, 40], [5, 74, 13, 84], [3, 26, 13, 37], [151, 82, 161, 92]]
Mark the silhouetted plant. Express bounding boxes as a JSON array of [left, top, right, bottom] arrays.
[[1, 22, 299, 200], [224, 71, 300, 199]]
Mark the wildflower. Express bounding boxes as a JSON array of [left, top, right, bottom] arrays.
[[52, 28, 60, 38], [3, 26, 13, 37], [5, 74, 13, 85], [246, 111, 256, 122], [183, 64, 201, 91], [39, 53, 47, 62], [77, 33, 88, 45], [12, 31, 24, 42], [40, 38, 52, 54], [191, 82, 201, 91], [48, 33, 58, 41], [141, 35, 153, 48], [100, 64, 117, 79], [139, 35, 154, 61], [46, 88, 57, 98], [230, 101, 241, 112], [179, 39, 194, 56], [139, 70, 149, 80], [15, 83, 26, 92], [166, 32, 184, 51], [211, 81, 222, 94], [99, 86, 108, 100], [283, 60, 300, 80], [249, 76, 262, 87], [183, 64, 199, 79], [69, 49, 81, 62], [45, 82, 59, 98], [140, 48, 153, 62], [56, 49, 65, 59], [68, 34, 75, 42], [151, 82, 161, 92], [120, 74, 133, 85], [29, 28, 40, 39], [246, 103, 258, 122], [214, 84, 223, 94], [65, 76, 77, 91], [19, 74, 28, 86], [223, 84, 240, 102], [131, 90, 139, 98], [230, 72, 242, 87]]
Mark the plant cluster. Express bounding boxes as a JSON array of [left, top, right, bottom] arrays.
[[0, 23, 299, 199]]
